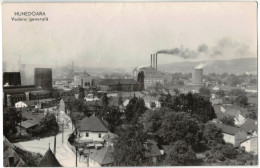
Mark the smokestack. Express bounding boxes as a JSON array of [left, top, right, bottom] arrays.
[[153, 54, 155, 68], [156, 53, 157, 70], [151, 54, 152, 67]]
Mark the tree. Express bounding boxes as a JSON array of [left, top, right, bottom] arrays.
[[157, 112, 200, 149], [137, 71, 145, 91], [199, 87, 211, 98], [114, 123, 148, 166], [222, 143, 237, 159], [105, 107, 122, 132], [78, 86, 85, 100], [33, 114, 59, 136], [168, 93, 216, 123], [235, 95, 248, 108], [165, 140, 197, 166], [203, 122, 224, 148], [125, 97, 147, 123], [216, 89, 225, 97], [220, 116, 235, 127], [102, 93, 109, 107], [3, 108, 22, 137]]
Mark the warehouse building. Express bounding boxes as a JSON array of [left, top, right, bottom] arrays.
[[34, 68, 52, 90]]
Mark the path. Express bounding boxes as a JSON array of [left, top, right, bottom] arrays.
[[14, 112, 87, 167]]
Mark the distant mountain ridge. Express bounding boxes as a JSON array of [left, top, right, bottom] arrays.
[[158, 57, 257, 74]]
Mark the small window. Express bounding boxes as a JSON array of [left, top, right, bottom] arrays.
[[98, 133, 101, 138], [86, 133, 89, 137]]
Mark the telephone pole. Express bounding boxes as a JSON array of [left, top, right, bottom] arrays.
[[76, 146, 78, 167], [62, 120, 64, 143], [54, 134, 56, 156]]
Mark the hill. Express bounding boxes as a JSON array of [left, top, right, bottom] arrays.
[[158, 57, 257, 74]]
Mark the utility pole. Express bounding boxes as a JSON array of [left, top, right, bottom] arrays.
[[54, 134, 56, 156], [20, 109, 22, 136], [76, 146, 78, 167], [62, 120, 64, 143]]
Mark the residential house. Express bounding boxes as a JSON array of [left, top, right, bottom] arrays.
[[77, 116, 109, 143], [144, 140, 163, 164], [241, 119, 258, 137], [17, 119, 39, 135], [142, 95, 161, 109], [15, 98, 56, 109], [214, 123, 247, 147], [38, 148, 61, 167], [88, 146, 114, 167], [3, 136, 28, 167], [216, 105, 247, 126], [102, 132, 118, 147], [240, 136, 258, 155]]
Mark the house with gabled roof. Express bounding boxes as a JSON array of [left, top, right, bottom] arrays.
[[240, 136, 258, 155], [88, 146, 114, 167], [77, 116, 109, 143], [3, 136, 28, 167], [241, 119, 258, 137], [38, 148, 61, 167], [214, 123, 247, 147]]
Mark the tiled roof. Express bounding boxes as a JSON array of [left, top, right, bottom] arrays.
[[89, 146, 114, 165], [78, 116, 109, 132], [214, 123, 243, 135], [38, 148, 61, 167], [241, 119, 258, 132], [145, 140, 162, 158], [99, 79, 139, 86]]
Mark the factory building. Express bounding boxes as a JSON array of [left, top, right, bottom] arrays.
[[3, 85, 51, 107], [98, 79, 141, 92], [73, 71, 93, 88], [34, 68, 52, 90], [3, 72, 21, 86], [133, 54, 172, 89]]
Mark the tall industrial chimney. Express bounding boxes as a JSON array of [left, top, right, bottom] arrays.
[[151, 54, 153, 68], [156, 53, 157, 70], [153, 54, 155, 68]]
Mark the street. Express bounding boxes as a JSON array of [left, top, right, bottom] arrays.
[[14, 112, 88, 167]]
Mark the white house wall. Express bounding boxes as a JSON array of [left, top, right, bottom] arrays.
[[79, 131, 107, 142], [223, 133, 235, 145]]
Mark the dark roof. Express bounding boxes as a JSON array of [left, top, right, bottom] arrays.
[[102, 132, 118, 142], [38, 148, 61, 167], [21, 120, 39, 129], [3, 85, 40, 94], [241, 119, 258, 132], [78, 116, 109, 132], [99, 79, 139, 86], [214, 123, 243, 135], [89, 146, 114, 165], [61, 96, 77, 103], [145, 140, 162, 158], [3, 136, 27, 167]]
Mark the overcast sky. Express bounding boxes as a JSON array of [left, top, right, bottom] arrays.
[[3, 2, 257, 71]]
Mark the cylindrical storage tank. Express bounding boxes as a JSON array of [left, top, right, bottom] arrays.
[[192, 68, 203, 84]]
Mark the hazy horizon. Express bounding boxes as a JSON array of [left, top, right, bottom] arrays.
[[3, 2, 257, 72]]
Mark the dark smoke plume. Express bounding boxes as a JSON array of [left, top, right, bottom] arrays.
[[157, 47, 199, 59]]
